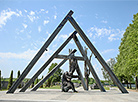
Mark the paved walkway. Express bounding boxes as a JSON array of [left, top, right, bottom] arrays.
[[0, 87, 138, 102]]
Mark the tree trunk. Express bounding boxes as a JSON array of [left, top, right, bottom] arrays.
[[130, 81, 132, 89], [136, 76, 138, 90], [126, 80, 129, 89]]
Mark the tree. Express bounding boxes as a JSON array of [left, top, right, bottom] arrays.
[[17, 70, 22, 88], [35, 77, 39, 85], [114, 13, 138, 89], [8, 70, 13, 89], [40, 76, 44, 88], [0, 70, 1, 90], [46, 63, 62, 87], [101, 58, 116, 84], [31, 81, 34, 88]]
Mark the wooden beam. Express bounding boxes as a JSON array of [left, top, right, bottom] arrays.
[[55, 55, 84, 61], [75, 61, 88, 90]]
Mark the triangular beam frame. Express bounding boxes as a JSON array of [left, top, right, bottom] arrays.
[[7, 10, 128, 93]]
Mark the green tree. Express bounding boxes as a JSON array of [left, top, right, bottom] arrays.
[[0, 70, 1, 90], [46, 63, 62, 87], [8, 70, 13, 89], [89, 78, 95, 84], [35, 77, 39, 85], [101, 58, 116, 84], [17, 70, 22, 88], [40, 76, 44, 88], [114, 13, 138, 89], [31, 81, 34, 88]]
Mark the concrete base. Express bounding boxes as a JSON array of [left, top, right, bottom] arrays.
[[0, 87, 137, 102]]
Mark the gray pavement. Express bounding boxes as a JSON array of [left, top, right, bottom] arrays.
[[0, 87, 138, 102]]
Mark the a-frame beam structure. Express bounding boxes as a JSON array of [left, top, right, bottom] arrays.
[[19, 31, 77, 92], [31, 49, 77, 91], [69, 16, 128, 93], [7, 10, 73, 93], [7, 10, 128, 94], [73, 35, 106, 92]]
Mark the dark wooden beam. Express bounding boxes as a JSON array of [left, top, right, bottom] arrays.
[[55, 55, 84, 61]]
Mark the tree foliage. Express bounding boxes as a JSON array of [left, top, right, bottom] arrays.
[[114, 13, 138, 89], [8, 70, 13, 89], [46, 63, 62, 87], [35, 77, 39, 85], [17, 70, 22, 88]]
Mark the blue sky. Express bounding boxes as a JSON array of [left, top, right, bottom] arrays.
[[0, 0, 138, 80]]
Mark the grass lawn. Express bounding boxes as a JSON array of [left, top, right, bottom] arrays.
[[41, 85, 61, 89], [104, 86, 110, 90]]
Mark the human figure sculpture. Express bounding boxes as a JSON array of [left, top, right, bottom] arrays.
[[62, 71, 78, 92]]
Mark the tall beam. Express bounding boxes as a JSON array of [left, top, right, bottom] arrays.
[[7, 10, 73, 94], [55, 55, 84, 61], [73, 35, 106, 92], [31, 49, 77, 91], [75, 61, 87, 90], [69, 16, 128, 93], [19, 31, 77, 92]]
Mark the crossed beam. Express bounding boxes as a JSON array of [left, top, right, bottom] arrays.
[[7, 10, 128, 93]]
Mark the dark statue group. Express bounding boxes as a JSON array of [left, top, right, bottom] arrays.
[[62, 58, 78, 92]]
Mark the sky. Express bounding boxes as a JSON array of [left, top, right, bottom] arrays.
[[0, 0, 138, 80]]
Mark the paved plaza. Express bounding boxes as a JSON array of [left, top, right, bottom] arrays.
[[0, 87, 138, 102]]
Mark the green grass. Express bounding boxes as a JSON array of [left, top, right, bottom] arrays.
[[41, 85, 61, 89], [104, 86, 110, 90], [0, 89, 8, 91]]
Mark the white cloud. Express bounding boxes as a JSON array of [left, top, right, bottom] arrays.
[[43, 20, 49, 25], [30, 11, 35, 15], [101, 49, 115, 54], [22, 23, 28, 29], [54, 15, 57, 19], [40, 9, 45, 12], [38, 26, 41, 32], [108, 34, 117, 41], [27, 15, 36, 22], [59, 34, 68, 39], [106, 58, 112, 62], [45, 10, 48, 13], [20, 29, 24, 33], [0, 49, 37, 60], [27, 11, 39, 22], [87, 26, 124, 41], [0, 8, 21, 28], [24, 9, 27, 13], [101, 20, 107, 24]]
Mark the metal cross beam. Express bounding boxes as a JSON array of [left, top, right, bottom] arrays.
[[31, 49, 77, 91], [55, 55, 84, 61], [69, 16, 128, 93], [75, 60, 88, 90], [19, 31, 77, 92], [73, 35, 106, 92]]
